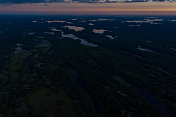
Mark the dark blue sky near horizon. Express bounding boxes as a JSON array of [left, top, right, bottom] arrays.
[[0, 0, 176, 15], [0, 0, 176, 3]]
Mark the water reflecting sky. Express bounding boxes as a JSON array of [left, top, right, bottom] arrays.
[[0, 0, 176, 15]]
